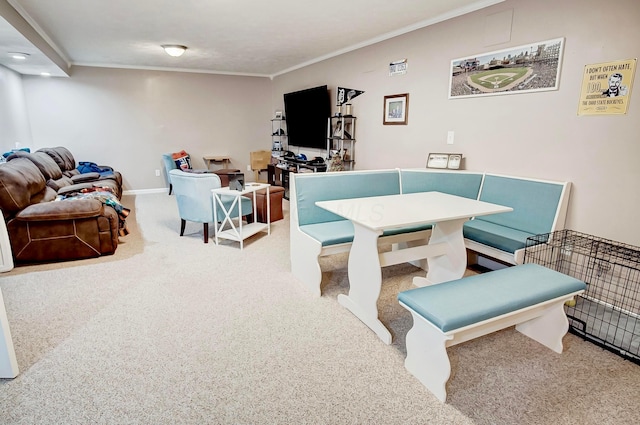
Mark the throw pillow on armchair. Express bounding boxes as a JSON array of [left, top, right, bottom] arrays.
[[172, 150, 192, 170]]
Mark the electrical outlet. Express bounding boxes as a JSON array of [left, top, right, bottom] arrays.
[[246, 165, 251, 171], [447, 131, 455, 145], [155, 169, 160, 177]]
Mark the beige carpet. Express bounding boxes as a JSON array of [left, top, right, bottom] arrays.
[[1, 193, 639, 424]]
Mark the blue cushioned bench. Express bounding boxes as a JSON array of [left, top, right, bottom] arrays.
[[290, 169, 484, 296], [290, 169, 570, 297], [464, 174, 571, 265], [397, 264, 586, 402]]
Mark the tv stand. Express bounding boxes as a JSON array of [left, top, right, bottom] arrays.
[[268, 159, 327, 200]]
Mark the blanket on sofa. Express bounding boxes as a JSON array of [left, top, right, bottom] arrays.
[[57, 186, 130, 236]]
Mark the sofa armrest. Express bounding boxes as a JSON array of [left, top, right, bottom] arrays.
[[57, 182, 95, 196], [71, 172, 101, 183], [15, 199, 104, 221]]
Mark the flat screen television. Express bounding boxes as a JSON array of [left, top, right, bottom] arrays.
[[283, 85, 330, 150]]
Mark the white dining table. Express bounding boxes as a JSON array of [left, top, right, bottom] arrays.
[[316, 191, 512, 344]]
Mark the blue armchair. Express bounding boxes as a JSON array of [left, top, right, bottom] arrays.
[[163, 152, 241, 194], [162, 154, 177, 195], [169, 169, 253, 243]]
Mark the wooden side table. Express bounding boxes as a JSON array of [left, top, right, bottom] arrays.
[[203, 156, 231, 170]]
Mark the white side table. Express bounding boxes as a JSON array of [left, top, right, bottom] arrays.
[[212, 183, 271, 249]]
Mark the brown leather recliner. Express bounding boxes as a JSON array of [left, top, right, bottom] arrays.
[[36, 147, 123, 197], [0, 149, 123, 265]]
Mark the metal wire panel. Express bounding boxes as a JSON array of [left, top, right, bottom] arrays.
[[524, 230, 640, 364]]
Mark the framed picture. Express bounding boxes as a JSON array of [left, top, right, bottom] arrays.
[[449, 37, 565, 99], [427, 153, 463, 169], [383, 93, 409, 125], [577, 58, 636, 116]]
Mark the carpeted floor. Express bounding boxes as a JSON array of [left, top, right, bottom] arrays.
[[1, 193, 639, 424]]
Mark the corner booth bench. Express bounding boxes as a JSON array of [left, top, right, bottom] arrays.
[[289, 168, 570, 296]]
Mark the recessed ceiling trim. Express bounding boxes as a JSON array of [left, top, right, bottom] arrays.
[[71, 62, 271, 79], [5, 0, 505, 78], [6, 0, 71, 72], [271, 0, 505, 78]]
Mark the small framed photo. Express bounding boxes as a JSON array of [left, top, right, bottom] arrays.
[[427, 153, 463, 169], [383, 93, 409, 125], [274, 110, 283, 119]]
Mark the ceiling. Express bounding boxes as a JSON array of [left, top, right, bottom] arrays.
[[0, 0, 503, 78]]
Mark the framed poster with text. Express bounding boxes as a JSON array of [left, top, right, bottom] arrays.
[[578, 59, 636, 115]]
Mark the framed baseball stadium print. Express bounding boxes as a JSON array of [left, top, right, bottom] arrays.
[[449, 37, 565, 99]]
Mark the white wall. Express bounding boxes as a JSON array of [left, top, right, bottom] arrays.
[[10, 0, 640, 246], [0, 65, 31, 151], [272, 0, 640, 246], [22, 66, 272, 190]]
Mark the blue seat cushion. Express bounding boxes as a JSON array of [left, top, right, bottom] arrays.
[[300, 221, 434, 247], [463, 219, 533, 254], [398, 263, 586, 332], [301, 220, 354, 246]]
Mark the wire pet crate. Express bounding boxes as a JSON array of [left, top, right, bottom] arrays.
[[524, 229, 640, 365]]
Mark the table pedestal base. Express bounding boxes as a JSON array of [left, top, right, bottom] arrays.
[[341, 219, 469, 344]]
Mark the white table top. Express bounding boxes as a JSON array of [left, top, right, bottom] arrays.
[[212, 183, 270, 196], [316, 191, 513, 231]]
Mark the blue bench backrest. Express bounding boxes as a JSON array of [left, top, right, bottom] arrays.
[[476, 174, 565, 235], [294, 170, 401, 226], [400, 170, 483, 199]]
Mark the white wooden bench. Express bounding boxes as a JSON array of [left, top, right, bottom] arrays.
[[397, 264, 586, 402]]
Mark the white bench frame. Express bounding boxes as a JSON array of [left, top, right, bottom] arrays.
[[399, 288, 584, 402], [290, 225, 432, 297]]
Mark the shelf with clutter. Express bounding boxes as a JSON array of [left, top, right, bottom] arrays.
[[327, 113, 356, 172]]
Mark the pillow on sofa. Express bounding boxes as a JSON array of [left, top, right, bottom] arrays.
[[71, 172, 102, 183], [52, 147, 77, 171], [0, 158, 47, 213], [20, 151, 65, 180], [172, 150, 192, 170], [37, 147, 67, 171]]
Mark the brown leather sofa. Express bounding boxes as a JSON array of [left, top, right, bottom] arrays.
[[0, 147, 124, 265]]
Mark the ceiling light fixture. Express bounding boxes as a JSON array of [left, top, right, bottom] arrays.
[[161, 45, 187, 57], [9, 52, 30, 60]]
